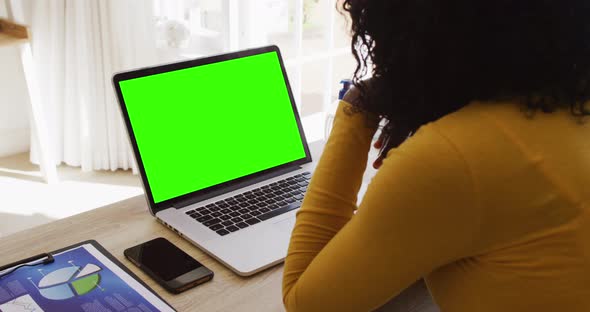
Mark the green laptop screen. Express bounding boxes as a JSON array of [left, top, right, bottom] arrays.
[[118, 51, 306, 203]]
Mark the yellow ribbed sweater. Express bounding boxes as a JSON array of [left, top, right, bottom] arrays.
[[283, 100, 590, 311]]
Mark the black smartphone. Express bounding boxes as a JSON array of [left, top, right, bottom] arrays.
[[124, 237, 213, 293]]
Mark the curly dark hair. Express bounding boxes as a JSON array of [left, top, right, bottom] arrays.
[[342, 0, 590, 156]]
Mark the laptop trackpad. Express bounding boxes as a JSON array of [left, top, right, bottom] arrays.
[[274, 217, 296, 234]]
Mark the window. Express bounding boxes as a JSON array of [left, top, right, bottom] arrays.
[[153, 0, 356, 122]]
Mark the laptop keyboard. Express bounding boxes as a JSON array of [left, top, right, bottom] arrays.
[[184, 172, 311, 236]]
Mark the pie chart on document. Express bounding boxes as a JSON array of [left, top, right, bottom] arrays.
[[37, 264, 102, 300]]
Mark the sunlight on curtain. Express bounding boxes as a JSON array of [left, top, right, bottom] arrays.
[[29, 0, 158, 172]]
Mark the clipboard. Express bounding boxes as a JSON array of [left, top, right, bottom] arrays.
[[0, 240, 176, 312]]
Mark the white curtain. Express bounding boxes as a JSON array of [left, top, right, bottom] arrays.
[[29, 0, 157, 172]]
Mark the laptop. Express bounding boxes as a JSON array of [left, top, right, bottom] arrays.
[[112, 46, 318, 276]]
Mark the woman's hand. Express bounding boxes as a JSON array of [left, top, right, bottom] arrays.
[[372, 132, 385, 169], [341, 78, 385, 169]]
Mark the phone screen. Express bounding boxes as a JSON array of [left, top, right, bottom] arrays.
[[126, 238, 204, 281]]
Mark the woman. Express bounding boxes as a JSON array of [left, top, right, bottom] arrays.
[[282, 1, 590, 311]]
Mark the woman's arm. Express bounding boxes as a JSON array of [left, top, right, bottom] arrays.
[[282, 101, 481, 311]]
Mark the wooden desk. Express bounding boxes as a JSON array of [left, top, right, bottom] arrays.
[[0, 196, 439, 312], [0, 195, 285, 311]]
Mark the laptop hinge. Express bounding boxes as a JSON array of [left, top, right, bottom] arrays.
[[172, 165, 301, 209]]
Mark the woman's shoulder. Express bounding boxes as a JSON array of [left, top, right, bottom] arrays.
[[426, 100, 526, 149], [392, 100, 530, 181]]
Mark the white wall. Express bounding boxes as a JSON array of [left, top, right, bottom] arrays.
[[0, 0, 32, 157]]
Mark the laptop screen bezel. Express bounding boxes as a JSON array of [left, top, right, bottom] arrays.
[[113, 45, 312, 214]]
